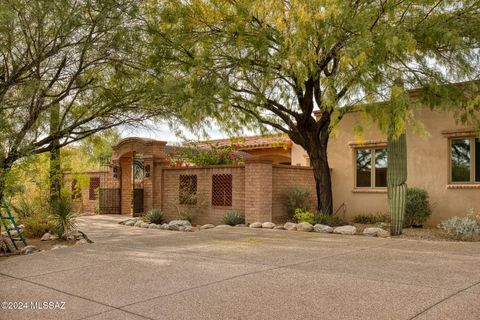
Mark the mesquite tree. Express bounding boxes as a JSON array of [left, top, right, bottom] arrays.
[[144, 0, 480, 215], [0, 0, 158, 202]]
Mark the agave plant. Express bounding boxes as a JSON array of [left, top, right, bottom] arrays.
[[50, 193, 76, 239]]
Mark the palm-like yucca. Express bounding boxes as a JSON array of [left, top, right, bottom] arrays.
[[50, 194, 76, 239]]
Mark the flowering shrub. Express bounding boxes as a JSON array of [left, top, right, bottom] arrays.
[[173, 144, 243, 166], [438, 210, 480, 241]]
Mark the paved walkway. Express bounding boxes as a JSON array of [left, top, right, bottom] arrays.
[[1, 215, 479, 320]]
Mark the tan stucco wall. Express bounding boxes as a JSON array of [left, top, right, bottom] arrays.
[[328, 108, 479, 226], [291, 143, 309, 166]]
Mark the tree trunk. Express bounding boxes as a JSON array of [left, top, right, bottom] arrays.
[[49, 104, 61, 204], [291, 120, 333, 215], [387, 133, 407, 235]]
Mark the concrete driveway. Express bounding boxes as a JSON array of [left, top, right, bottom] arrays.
[[1, 215, 479, 320]]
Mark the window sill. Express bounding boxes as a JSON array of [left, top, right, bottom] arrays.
[[446, 184, 480, 189], [352, 188, 387, 193]]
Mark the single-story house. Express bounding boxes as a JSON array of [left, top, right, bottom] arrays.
[[65, 84, 479, 226]]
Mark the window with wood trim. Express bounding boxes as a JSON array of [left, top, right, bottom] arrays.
[[355, 148, 387, 188], [212, 174, 232, 206], [71, 179, 81, 200], [89, 177, 100, 200], [450, 137, 480, 183], [179, 175, 197, 204]]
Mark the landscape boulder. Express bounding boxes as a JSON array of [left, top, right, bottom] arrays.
[[262, 222, 276, 229], [184, 226, 196, 232], [140, 222, 150, 228], [161, 223, 170, 230], [284, 222, 297, 231], [296, 222, 314, 232], [51, 244, 69, 250], [249, 222, 262, 228], [313, 224, 333, 233], [41, 232, 52, 241], [200, 224, 215, 230], [274, 225, 285, 230], [125, 220, 136, 227], [215, 225, 232, 228], [21, 245, 39, 255], [363, 227, 389, 238], [75, 239, 88, 245], [169, 220, 192, 227], [134, 220, 143, 227], [333, 225, 357, 235], [235, 224, 248, 227]]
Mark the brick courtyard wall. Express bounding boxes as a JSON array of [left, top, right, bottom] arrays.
[[161, 165, 245, 225], [272, 165, 317, 223], [244, 159, 273, 223], [63, 171, 105, 214]]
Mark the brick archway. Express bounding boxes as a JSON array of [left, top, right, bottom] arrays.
[[112, 138, 169, 215]]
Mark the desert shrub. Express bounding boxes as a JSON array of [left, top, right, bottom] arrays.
[[314, 213, 345, 227], [142, 208, 165, 224], [20, 211, 54, 238], [223, 210, 245, 226], [13, 196, 53, 238], [294, 209, 345, 226], [438, 211, 480, 241], [293, 209, 316, 224], [10, 197, 37, 220], [283, 186, 311, 220], [404, 187, 432, 227], [353, 213, 388, 224], [50, 193, 76, 239]]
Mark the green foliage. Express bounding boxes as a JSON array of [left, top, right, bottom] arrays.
[[79, 129, 122, 165], [282, 186, 311, 220], [438, 211, 480, 241], [20, 211, 53, 239], [144, 0, 480, 217], [294, 209, 316, 225], [404, 187, 432, 227], [223, 210, 245, 226], [314, 213, 345, 227], [142, 208, 165, 225], [293, 209, 345, 226], [353, 213, 388, 224], [175, 144, 242, 166], [49, 192, 76, 239], [13, 196, 53, 238]]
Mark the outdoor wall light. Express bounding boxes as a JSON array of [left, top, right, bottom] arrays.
[[113, 166, 119, 179]]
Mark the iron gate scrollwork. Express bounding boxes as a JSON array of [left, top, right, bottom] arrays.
[[98, 160, 121, 215]]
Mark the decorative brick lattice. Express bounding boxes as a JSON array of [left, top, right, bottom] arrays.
[[89, 177, 100, 200], [179, 175, 197, 204], [212, 174, 232, 206]]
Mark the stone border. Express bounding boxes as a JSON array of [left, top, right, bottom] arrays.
[[120, 219, 390, 238]]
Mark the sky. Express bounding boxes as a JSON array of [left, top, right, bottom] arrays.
[[118, 120, 247, 145]]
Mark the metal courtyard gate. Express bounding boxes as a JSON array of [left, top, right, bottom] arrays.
[[132, 154, 144, 216], [98, 160, 121, 214]]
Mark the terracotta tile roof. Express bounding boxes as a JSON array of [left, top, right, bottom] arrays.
[[195, 134, 292, 150]]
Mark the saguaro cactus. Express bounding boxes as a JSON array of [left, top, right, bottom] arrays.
[[387, 133, 407, 235]]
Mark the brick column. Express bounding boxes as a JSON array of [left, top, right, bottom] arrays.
[[244, 158, 273, 223], [119, 156, 132, 215], [143, 156, 170, 213]]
